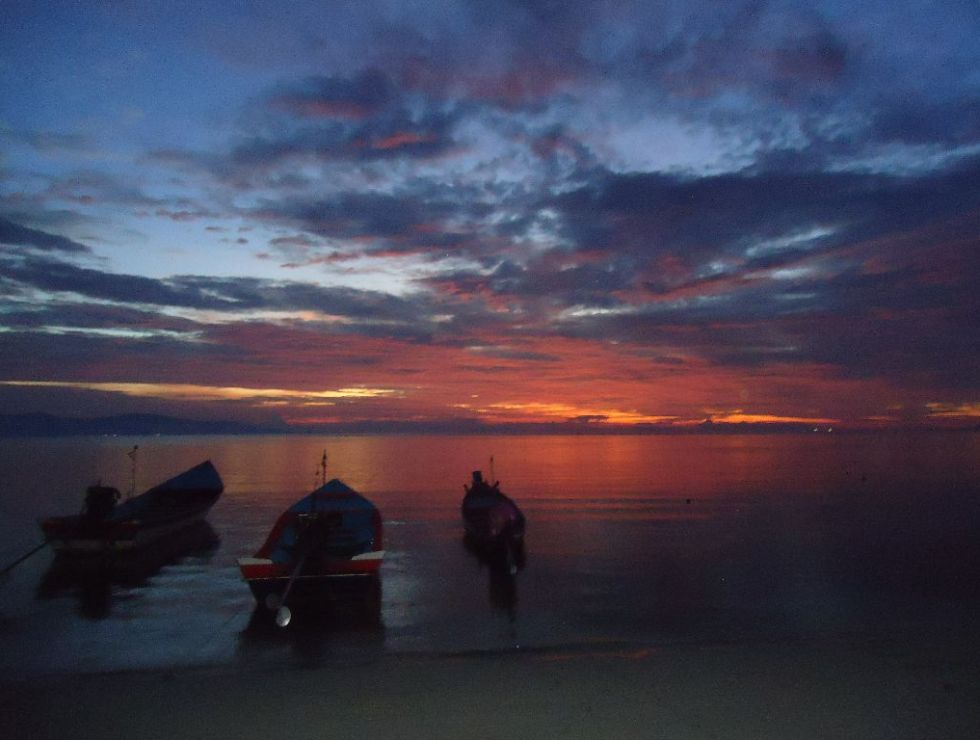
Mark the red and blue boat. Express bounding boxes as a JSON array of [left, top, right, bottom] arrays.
[[238, 478, 384, 617]]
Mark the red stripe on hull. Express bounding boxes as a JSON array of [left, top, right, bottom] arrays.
[[239, 555, 383, 582]]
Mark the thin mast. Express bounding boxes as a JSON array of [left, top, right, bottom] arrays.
[[313, 449, 327, 514], [126, 445, 139, 499]]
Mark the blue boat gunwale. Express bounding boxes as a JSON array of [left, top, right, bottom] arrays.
[[39, 459, 225, 547]]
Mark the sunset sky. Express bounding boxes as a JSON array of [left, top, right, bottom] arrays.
[[1, 1, 978, 430]]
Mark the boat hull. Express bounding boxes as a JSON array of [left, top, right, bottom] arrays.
[[38, 460, 223, 555], [38, 521, 219, 621], [242, 573, 383, 630], [462, 496, 525, 545], [241, 478, 385, 610], [41, 503, 217, 554], [238, 552, 384, 603]]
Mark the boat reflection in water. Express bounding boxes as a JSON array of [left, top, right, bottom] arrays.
[[460, 468, 526, 619], [243, 573, 383, 631], [36, 521, 220, 620], [239, 575, 384, 668], [461, 470, 525, 571], [463, 530, 526, 620]]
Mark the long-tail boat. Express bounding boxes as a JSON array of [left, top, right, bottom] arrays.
[[461, 469, 525, 573], [238, 466, 383, 626], [39, 460, 224, 555]]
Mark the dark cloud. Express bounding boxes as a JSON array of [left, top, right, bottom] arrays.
[[194, 69, 467, 189], [224, 116, 457, 170], [257, 192, 443, 242], [3, 1, 978, 425], [466, 345, 560, 362], [0, 302, 199, 334], [0, 216, 92, 254], [268, 69, 396, 120], [550, 217, 979, 389], [1, 255, 201, 307], [430, 255, 637, 311], [3, 128, 94, 155], [657, 6, 854, 103], [552, 154, 980, 276], [391, 151, 980, 391], [43, 171, 166, 208], [770, 29, 849, 86], [252, 181, 513, 262], [0, 329, 215, 383], [152, 207, 219, 222], [869, 97, 980, 147], [0, 251, 447, 342]]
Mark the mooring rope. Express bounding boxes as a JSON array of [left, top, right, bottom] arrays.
[[0, 541, 48, 579]]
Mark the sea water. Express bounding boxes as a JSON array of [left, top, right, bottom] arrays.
[[0, 433, 977, 677]]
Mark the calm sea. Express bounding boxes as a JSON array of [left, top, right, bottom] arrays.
[[0, 433, 977, 678]]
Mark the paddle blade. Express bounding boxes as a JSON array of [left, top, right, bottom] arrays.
[[275, 605, 292, 628]]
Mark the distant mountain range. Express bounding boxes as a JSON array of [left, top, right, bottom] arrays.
[[0, 413, 283, 437], [0, 413, 974, 437]]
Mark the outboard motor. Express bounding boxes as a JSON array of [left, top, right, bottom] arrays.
[[466, 470, 488, 495], [84, 485, 120, 521]]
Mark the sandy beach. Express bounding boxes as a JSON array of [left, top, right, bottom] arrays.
[[5, 634, 979, 740]]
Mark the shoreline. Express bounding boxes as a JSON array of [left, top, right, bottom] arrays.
[[4, 634, 979, 739]]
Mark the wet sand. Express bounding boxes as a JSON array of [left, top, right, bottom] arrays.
[[5, 635, 979, 739]]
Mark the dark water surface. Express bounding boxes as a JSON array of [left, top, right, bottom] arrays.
[[1, 433, 978, 678]]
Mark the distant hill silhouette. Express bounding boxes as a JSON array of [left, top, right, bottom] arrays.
[[0, 413, 971, 437], [0, 413, 283, 437], [274, 419, 846, 435]]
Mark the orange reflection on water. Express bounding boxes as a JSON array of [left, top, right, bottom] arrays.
[[188, 434, 860, 506], [17, 432, 976, 523]]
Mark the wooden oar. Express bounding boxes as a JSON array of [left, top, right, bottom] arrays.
[[269, 554, 307, 627], [271, 514, 326, 627]]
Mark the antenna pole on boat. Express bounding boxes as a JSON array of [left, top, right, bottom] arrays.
[[312, 449, 327, 513], [489, 454, 496, 485], [126, 445, 139, 499]]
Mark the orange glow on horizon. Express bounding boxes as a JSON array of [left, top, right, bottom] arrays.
[[3, 327, 964, 429], [468, 401, 677, 425], [707, 411, 840, 425]]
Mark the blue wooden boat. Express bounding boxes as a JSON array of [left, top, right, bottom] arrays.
[[39, 460, 224, 555]]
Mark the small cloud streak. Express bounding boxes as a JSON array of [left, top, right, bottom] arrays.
[[475, 401, 677, 425], [925, 402, 980, 419], [707, 411, 839, 425], [0, 380, 399, 404]]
